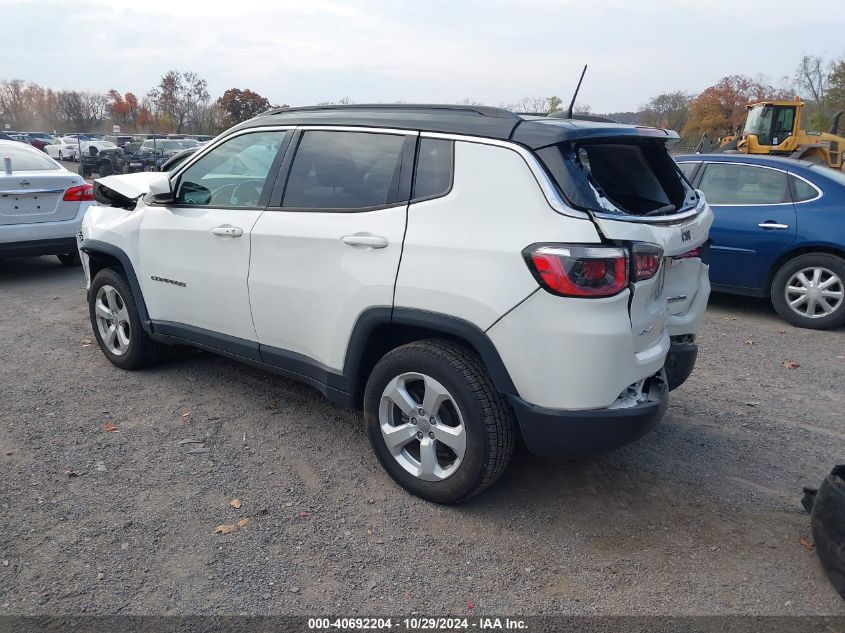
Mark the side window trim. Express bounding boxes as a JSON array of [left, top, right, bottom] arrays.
[[410, 137, 455, 203], [267, 128, 418, 213], [166, 128, 291, 210], [698, 161, 794, 206]]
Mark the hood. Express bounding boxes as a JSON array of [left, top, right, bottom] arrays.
[[93, 171, 162, 208]]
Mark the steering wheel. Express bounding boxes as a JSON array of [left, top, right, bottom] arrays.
[[209, 183, 237, 206], [229, 180, 264, 207]]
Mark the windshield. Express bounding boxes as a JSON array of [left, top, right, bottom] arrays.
[[743, 105, 795, 145], [0, 144, 59, 170], [179, 139, 200, 148], [145, 140, 185, 150]]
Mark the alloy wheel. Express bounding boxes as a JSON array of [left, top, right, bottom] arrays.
[[378, 372, 467, 482], [785, 267, 843, 319], [94, 285, 131, 356]]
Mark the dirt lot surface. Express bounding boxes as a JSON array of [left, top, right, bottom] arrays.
[[1, 256, 843, 615]]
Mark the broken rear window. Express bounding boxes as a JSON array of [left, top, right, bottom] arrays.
[[536, 139, 699, 217]]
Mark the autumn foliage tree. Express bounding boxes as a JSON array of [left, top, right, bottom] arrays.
[[683, 75, 792, 138], [215, 88, 271, 128]]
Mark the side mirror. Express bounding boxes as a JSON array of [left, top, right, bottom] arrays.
[[148, 175, 174, 204]]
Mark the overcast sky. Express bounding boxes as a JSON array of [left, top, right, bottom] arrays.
[[3, 0, 843, 112]]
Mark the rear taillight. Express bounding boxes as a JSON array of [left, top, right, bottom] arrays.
[[63, 183, 93, 202], [632, 244, 664, 281], [673, 247, 701, 260], [525, 245, 629, 298]]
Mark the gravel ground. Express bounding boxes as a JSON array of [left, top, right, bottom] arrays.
[[0, 255, 843, 616]]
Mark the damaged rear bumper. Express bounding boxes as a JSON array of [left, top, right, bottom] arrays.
[[509, 374, 668, 459]]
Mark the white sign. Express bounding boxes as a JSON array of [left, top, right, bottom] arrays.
[[4, 123, 9, 130], [112, 125, 121, 133]]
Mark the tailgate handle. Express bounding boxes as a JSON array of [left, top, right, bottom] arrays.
[[758, 221, 789, 230]]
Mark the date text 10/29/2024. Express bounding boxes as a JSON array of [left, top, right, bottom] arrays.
[[307, 617, 529, 631]]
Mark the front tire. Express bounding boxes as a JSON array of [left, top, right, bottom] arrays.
[[771, 253, 845, 329], [89, 268, 164, 369], [364, 340, 515, 504]]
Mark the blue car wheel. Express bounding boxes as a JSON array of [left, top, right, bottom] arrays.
[[771, 253, 845, 330]]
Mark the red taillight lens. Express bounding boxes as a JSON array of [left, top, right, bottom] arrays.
[[632, 244, 664, 281], [673, 247, 701, 260], [527, 245, 628, 297], [63, 183, 93, 202]]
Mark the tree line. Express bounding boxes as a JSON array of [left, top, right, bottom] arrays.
[[0, 70, 281, 135], [3, 54, 845, 138]]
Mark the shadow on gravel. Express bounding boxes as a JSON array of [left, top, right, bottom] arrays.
[[0, 255, 81, 285], [707, 292, 777, 319]]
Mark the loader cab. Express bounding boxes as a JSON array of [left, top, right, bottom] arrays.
[[742, 103, 798, 147]]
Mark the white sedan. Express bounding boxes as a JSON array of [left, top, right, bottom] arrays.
[[0, 140, 93, 265], [45, 138, 80, 162]]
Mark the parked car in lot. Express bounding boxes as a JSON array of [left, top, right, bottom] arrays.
[[676, 154, 845, 329], [156, 146, 199, 172], [79, 105, 712, 502], [45, 137, 80, 162], [129, 139, 195, 171], [0, 140, 93, 265]]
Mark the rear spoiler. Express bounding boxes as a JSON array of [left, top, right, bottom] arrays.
[[512, 120, 679, 150]]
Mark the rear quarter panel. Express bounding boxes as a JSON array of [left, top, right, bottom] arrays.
[[394, 140, 600, 330]]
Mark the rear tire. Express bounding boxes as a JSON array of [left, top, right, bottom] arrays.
[[57, 252, 80, 267], [771, 253, 845, 329], [364, 339, 516, 504], [89, 268, 164, 370]]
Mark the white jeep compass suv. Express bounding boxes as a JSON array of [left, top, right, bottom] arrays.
[[79, 105, 712, 503]]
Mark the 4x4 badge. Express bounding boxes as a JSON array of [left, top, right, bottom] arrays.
[[681, 229, 691, 243]]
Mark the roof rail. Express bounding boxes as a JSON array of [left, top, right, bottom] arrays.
[[260, 103, 521, 120], [546, 112, 618, 123]]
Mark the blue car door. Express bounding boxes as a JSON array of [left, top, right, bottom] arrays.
[[697, 162, 797, 291]]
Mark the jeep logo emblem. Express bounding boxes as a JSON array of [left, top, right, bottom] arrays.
[[681, 229, 691, 243]]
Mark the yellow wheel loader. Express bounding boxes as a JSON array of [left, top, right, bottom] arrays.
[[716, 100, 845, 170]]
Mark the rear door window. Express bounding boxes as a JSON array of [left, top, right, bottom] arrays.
[[412, 138, 453, 200], [790, 175, 818, 202], [677, 162, 699, 181], [283, 130, 406, 210], [699, 163, 790, 205]]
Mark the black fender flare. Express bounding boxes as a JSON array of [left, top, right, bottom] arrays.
[[342, 307, 519, 400], [80, 239, 152, 333]]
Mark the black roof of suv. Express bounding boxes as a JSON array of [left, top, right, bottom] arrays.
[[238, 104, 678, 150]]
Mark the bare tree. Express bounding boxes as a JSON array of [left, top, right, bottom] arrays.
[[151, 70, 210, 133], [0, 79, 28, 128], [504, 96, 546, 113], [795, 55, 828, 114]]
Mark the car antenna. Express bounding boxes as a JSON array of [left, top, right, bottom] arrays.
[[567, 64, 588, 119]]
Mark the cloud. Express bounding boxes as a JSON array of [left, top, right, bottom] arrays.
[[3, 0, 844, 112]]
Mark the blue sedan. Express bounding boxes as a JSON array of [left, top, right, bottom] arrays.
[[675, 154, 845, 329]]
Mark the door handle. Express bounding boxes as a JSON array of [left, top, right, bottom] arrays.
[[757, 222, 789, 230], [210, 225, 244, 238], [341, 234, 389, 249]]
